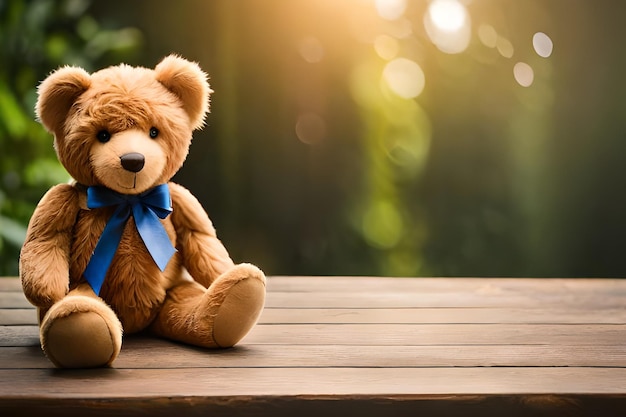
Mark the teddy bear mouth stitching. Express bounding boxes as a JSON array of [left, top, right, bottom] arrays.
[[118, 174, 138, 190]]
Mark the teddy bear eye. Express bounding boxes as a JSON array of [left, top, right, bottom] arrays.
[[96, 130, 111, 143], [149, 127, 159, 139]]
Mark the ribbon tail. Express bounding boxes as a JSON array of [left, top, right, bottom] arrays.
[[133, 204, 176, 271], [84, 207, 130, 295]]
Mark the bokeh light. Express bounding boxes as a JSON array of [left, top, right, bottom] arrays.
[[496, 36, 514, 58], [533, 32, 553, 58], [478, 24, 498, 48], [375, 0, 406, 21], [374, 34, 399, 61], [295, 112, 327, 144], [424, 0, 471, 54], [298, 36, 325, 63], [513, 62, 534, 87], [382, 58, 425, 99], [428, 0, 467, 32]]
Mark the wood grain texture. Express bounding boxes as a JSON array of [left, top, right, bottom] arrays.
[[245, 323, 626, 345], [0, 309, 37, 325], [0, 278, 22, 291], [1, 276, 625, 417], [267, 276, 626, 297], [259, 307, 626, 324], [2, 395, 626, 417], [3, 341, 626, 369], [264, 291, 626, 308], [1, 368, 625, 396], [3, 304, 626, 325], [3, 322, 625, 347]]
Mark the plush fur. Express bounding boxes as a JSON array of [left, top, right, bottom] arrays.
[[20, 55, 266, 368]]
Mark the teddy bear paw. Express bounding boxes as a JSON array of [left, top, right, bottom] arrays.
[[40, 295, 123, 368], [210, 263, 266, 348]]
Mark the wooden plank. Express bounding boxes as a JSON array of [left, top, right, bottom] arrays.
[[3, 395, 626, 417], [1, 396, 625, 417], [0, 278, 22, 292], [259, 307, 626, 324], [4, 275, 626, 294], [3, 304, 624, 328], [0, 346, 48, 368], [264, 292, 626, 308], [0, 309, 37, 325], [0, 368, 625, 396], [244, 323, 626, 345], [267, 276, 626, 294], [4, 306, 626, 327], [4, 275, 626, 295], [5, 275, 626, 297], [6, 290, 621, 309], [3, 277, 625, 309], [0, 292, 29, 308], [4, 289, 620, 310], [3, 341, 626, 370], [2, 323, 625, 348], [0, 326, 38, 347]]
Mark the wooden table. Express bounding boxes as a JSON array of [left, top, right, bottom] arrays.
[[1, 276, 625, 416]]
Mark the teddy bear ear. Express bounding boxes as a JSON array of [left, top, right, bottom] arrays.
[[154, 55, 211, 130], [36, 66, 91, 135]]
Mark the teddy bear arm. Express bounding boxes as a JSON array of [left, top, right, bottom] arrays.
[[169, 182, 235, 287], [19, 184, 80, 308]]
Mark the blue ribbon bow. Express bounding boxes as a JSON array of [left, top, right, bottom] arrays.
[[83, 184, 176, 295]]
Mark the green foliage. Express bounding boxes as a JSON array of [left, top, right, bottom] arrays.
[[0, 0, 142, 275]]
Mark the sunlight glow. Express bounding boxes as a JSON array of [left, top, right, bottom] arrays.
[[427, 0, 466, 32], [424, 0, 470, 54], [513, 62, 534, 87], [375, 0, 406, 21], [382, 58, 425, 99], [533, 32, 553, 58]]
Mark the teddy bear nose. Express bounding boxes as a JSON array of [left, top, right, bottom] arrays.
[[120, 152, 145, 173]]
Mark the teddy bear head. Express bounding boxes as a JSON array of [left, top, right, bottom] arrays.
[[35, 55, 211, 194]]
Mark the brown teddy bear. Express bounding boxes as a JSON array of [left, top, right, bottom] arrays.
[[19, 55, 266, 368]]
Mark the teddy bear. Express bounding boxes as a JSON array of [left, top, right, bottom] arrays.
[[19, 55, 266, 368]]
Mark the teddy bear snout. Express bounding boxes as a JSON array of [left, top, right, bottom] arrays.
[[120, 152, 145, 173]]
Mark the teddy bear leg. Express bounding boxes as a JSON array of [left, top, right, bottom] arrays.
[[40, 285, 123, 368], [152, 263, 266, 348]]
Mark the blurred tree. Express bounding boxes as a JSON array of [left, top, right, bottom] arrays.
[[0, 0, 142, 275]]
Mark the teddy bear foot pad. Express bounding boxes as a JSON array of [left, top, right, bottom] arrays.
[[211, 265, 267, 348], [40, 295, 122, 368]]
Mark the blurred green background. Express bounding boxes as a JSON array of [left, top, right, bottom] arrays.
[[1, 0, 626, 278]]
